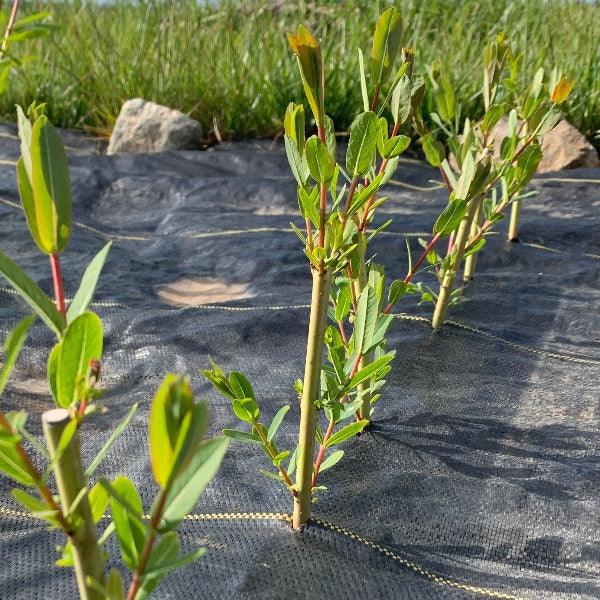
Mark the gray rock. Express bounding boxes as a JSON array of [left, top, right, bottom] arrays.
[[106, 99, 202, 155], [490, 117, 599, 173]]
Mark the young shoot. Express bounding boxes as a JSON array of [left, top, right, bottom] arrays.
[[409, 34, 573, 329], [0, 111, 228, 599], [204, 8, 420, 529]]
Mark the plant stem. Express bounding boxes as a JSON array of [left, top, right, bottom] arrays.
[[43, 409, 104, 600], [508, 199, 521, 242], [0, 0, 20, 56], [126, 489, 168, 600], [431, 198, 481, 329], [463, 200, 482, 282], [311, 418, 335, 488], [50, 253, 67, 318], [293, 267, 331, 529], [252, 422, 294, 489]]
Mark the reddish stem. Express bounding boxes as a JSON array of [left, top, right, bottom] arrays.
[[50, 253, 66, 318], [312, 419, 335, 487], [383, 232, 442, 314]]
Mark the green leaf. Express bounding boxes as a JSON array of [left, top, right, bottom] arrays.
[[318, 449, 344, 474], [287, 26, 324, 126], [109, 476, 146, 570], [391, 75, 412, 126], [88, 481, 110, 523], [12, 488, 61, 527], [149, 374, 195, 488], [353, 285, 379, 355], [283, 102, 305, 150], [324, 115, 336, 162], [433, 199, 468, 235], [516, 144, 543, 186], [346, 111, 379, 177], [85, 403, 138, 478], [0, 250, 65, 338], [222, 429, 261, 444], [0, 314, 36, 397], [454, 152, 475, 200], [388, 280, 407, 306], [267, 405, 290, 442], [357, 48, 369, 113], [434, 74, 456, 123], [30, 116, 72, 254], [67, 242, 112, 323], [298, 186, 319, 228], [382, 135, 410, 159], [347, 172, 385, 217], [421, 134, 445, 167], [482, 104, 506, 133], [371, 7, 403, 89], [16, 105, 32, 179], [325, 420, 368, 448], [105, 568, 125, 600], [160, 437, 228, 531], [0, 442, 35, 486], [232, 398, 259, 424], [47, 341, 61, 401], [284, 134, 309, 187], [349, 353, 395, 389], [56, 312, 103, 408], [305, 135, 334, 183], [465, 238, 486, 257]]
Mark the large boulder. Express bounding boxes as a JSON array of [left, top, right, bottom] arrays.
[[490, 117, 599, 173], [106, 99, 202, 155]]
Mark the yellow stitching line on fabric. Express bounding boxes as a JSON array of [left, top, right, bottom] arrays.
[[395, 313, 600, 366], [313, 517, 525, 600], [0, 282, 596, 365], [0, 505, 523, 599], [520, 241, 600, 260], [1, 195, 598, 256]]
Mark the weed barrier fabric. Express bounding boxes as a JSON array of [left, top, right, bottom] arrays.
[[0, 125, 599, 599]]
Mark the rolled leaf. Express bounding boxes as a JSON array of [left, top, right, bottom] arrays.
[[24, 117, 72, 254], [0, 314, 36, 397], [287, 25, 324, 126], [371, 7, 403, 90]]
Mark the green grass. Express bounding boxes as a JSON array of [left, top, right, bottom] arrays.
[[2, 0, 599, 149]]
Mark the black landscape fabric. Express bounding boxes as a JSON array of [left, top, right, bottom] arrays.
[[0, 125, 599, 599]]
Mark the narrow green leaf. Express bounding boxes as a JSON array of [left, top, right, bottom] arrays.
[[382, 135, 411, 159], [0, 250, 64, 337], [85, 403, 138, 478], [358, 48, 369, 112], [391, 75, 412, 125], [325, 420, 368, 448], [108, 476, 146, 570], [433, 199, 468, 235], [67, 242, 112, 323], [0, 314, 36, 397], [160, 437, 228, 531], [349, 353, 395, 389], [267, 405, 290, 442], [222, 429, 261, 444], [353, 285, 379, 355], [47, 341, 61, 401], [318, 449, 344, 474]]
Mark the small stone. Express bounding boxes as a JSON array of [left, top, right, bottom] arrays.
[[106, 99, 202, 155], [490, 117, 599, 173]]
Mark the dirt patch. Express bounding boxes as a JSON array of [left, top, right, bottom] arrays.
[[156, 277, 254, 306]]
